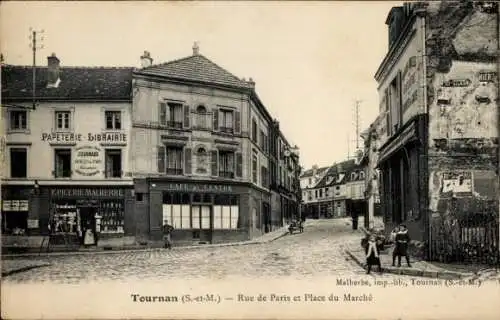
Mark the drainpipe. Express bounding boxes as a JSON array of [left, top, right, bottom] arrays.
[[419, 8, 431, 260]]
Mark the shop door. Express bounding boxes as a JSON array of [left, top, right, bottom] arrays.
[[192, 205, 212, 244], [79, 207, 97, 245]]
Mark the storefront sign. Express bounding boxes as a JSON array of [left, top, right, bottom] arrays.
[[441, 171, 472, 194], [51, 188, 125, 198], [162, 183, 233, 193], [74, 146, 101, 176], [478, 72, 496, 82], [442, 79, 471, 87], [41, 132, 127, 143], [28, 219, 39, 229], [1, 200, 29, 211], [378, 122, 417, 165]]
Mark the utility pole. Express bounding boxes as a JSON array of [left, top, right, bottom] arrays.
[[354, 100, 362, 151], [28, 28, 44, 110]]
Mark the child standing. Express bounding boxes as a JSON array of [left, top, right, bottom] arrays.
[[365, 234, 382, 274]]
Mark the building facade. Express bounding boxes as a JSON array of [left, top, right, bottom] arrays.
[[1, 54, 135, 250], [301, 159, 366, 219], [129, 46, 301, 246], [375, 1, 499, 263]]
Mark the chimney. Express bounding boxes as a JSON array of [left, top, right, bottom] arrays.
[[192, 42, 200, 56], [140, 51, 153, 68], [47, 53, 61, 87], [312, 164, 318, 177]]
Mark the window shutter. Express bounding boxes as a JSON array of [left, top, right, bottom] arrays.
[[159, 102, 167, 126], [184, 148, 192, 175], [213, 108, 219, 131], [157, 145, 165, 173], [234, 111, 241, 134], [235, 152, 243, 178], [211, 150, 218, 176], [183, 105, 190, 128]]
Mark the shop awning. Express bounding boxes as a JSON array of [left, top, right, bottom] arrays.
[[377, 121, 419, 166]]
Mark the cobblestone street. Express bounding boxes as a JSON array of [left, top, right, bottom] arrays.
[[3, 219, 404, 283]]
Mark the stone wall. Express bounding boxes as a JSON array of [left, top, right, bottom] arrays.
[[425, 1, 499, 263]]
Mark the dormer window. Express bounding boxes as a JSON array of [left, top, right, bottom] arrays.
[[359, 171, 365, 180], [351, 172, 357, 181]]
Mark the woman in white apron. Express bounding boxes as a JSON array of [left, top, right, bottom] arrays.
[[83, 222, 95, 246]]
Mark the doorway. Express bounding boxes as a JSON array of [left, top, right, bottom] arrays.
[[191, 204, 212, 244], [79, 206, 97, 246]]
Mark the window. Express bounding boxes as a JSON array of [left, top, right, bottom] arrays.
[[252, 152, 258, 183], [219, 109, 234, 134], [99, 200, 125, 234], [325, 188, 329, 197], [219, 150, 235, 178], [308, 178, 312, 185], [261, 166, 268, 187], [213, 195, 239, 229], [319, 189, 323, 198], [105, 111, 121, 130], [105, 149, 122, 178], [194, 105, 210, 130], [162, 193, 190, 229], [195, 147, 209, 174], [2, 205, 28, 235], [55, 111, 71, 130], [166, 146, 183, 175], [252, 119, 258, 142], [315, 190, 318, 198], [54, 149, 72, 178], [168, 102, 183, 129], [10, 148, 27, 178], [9, 110, 27, 130], [260, 130, 268, 153], [359, 171, 365, 180]]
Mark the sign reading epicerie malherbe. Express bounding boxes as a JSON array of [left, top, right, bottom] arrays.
[[41, 132, 127, 143]]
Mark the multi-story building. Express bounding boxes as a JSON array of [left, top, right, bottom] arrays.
[[1, 54, 135, 250], [375, 1, 498, 263], [129, 45, 301, 246], [360, 115, 384, 229], [300, 164, 332, 218], [301, 159, 366, 219]]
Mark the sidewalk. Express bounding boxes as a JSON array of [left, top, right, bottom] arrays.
[[2, 224, 290, 259]]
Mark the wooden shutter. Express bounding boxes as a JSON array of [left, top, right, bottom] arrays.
[[184, 148, 192, 175], [183, 105, 190, 128], [234, 111, 241, 134], [157, 145, 165, 173], [235, 152, 243, 178], [158, 102, 167, 126], [213, 108, 219, 131], [211, 150, 218, 176]]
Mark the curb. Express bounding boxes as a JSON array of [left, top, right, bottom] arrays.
[[344, 248, 470, 279], [2, 264, 51, 278], [2, 231, 289, 259]]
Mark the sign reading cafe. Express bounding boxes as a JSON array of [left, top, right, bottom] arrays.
[[41, 132, 127, 143]]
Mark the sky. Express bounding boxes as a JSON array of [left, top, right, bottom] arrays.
[[1, 1, 400, 169]]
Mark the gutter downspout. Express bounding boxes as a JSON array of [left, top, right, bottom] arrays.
[[419, 10, 431, 261]]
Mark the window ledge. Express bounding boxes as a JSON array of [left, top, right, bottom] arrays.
[[7, 129, 30, 135]]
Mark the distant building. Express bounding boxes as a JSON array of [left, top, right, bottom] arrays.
[[375, 1, 499, 263], [300, 159, 366, 219]]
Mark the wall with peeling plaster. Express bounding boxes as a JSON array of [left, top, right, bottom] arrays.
[[425, 1, 499, 261]]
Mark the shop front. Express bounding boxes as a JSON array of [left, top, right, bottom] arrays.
[[44, 186, 135, 248], [135, 179, 266, 246], [1, 185, 37, 252]]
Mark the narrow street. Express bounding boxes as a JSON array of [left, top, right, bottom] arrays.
[[3, 219, 405, 283]]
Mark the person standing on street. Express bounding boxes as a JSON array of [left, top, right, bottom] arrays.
[[352, 210, 359, 230], [392, 224, 411, 267], [365, 234, 382, 274], [162, 220, 174, 249]]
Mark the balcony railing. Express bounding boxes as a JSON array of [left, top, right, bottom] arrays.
[[166, 168, 183, 175], [219, 171, 235, 178], [219, 126, 234, 134], [192, 114, 212, 130], [167, 121, 183, 129]]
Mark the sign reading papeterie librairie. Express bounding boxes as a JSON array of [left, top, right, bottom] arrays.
[[41, 132, 127, 143]]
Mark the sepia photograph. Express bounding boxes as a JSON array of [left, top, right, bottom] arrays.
[[1, 1, 499, 319]]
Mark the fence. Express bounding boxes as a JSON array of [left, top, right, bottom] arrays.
[[430, 211, 499, 265]]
